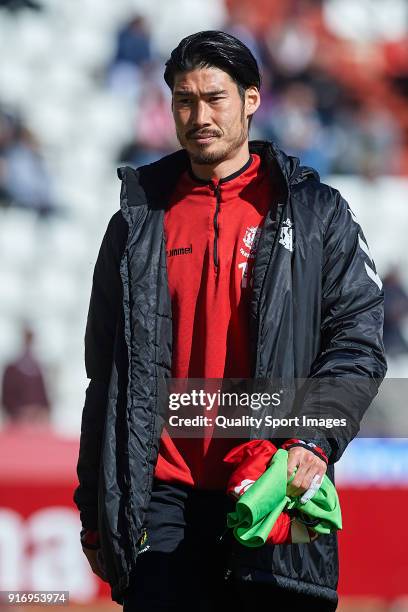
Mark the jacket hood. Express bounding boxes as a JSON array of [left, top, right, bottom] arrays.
[[248, 140, 320, 187]]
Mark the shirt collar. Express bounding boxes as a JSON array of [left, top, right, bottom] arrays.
[[187, 155, 254, 186]]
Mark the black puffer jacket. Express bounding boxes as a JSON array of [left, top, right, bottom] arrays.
[[73, 141, 386, 606]]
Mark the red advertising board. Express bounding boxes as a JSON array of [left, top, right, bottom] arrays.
[[0, 427, 406, 603]]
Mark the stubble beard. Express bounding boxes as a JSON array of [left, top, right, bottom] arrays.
[[178, 113, 248, 166]]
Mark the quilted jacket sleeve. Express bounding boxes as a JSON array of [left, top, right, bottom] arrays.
[[300, 190, 387, 464], [73, 211, 128, 529]]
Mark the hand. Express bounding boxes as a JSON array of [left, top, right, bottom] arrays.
[[82, 547, 108, 582], [286, 447, 327, 498]]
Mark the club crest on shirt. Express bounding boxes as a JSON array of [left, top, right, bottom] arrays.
[[238, 225, 262, 289], [240, 225, 261, 259], [279, 218, 294, 252]]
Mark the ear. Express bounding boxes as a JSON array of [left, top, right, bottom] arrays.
[[245, 86, 260, 121]]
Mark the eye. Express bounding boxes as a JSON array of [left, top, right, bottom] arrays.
[[209, 96, 224, 103]]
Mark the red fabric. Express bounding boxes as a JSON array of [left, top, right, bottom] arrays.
[[224, 439, 278, 498], [154, 154, 273, 488], [224, 439, 292, 544], [81, 529, 100, 548], [266, 513, 292, 544]]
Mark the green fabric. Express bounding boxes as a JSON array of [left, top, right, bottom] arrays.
[[227, 449, 342, 548]]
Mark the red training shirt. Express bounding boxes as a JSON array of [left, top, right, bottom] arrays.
[[154, 153, 273, 489]]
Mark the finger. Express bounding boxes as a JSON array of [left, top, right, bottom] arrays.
[[287, 449, 316, 492], [288, 453, 326, 496], [287, 450, 301, 480], [297, 463, 324, 493], [287, 460, 314, 496]]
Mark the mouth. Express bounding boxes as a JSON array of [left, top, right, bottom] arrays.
[[189, 134, 218, 145]]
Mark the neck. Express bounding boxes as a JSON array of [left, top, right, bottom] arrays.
[[189, 140, 251, 181]]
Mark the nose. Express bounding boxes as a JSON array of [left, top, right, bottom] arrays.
[[192, 99, 210, 127]]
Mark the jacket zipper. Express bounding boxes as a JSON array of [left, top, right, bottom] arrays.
[[210, 182, 221, 269]]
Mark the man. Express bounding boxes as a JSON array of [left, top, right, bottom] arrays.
[[1, 325, 50, 424], [74, 31, 386, 611]]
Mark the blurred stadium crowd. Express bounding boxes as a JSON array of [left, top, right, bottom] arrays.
[[0, 0, 408, 432]]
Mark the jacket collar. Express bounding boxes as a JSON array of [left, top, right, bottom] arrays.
[[117, 140, 320, 210]]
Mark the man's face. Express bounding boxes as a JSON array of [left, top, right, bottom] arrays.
[[172, 66, 259, 165]]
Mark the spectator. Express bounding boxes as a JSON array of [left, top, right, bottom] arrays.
[[383, 268, 408, 357], [264, 16, 317, 78], [108, 16, 153, 100], [0, 121, 56, 216], [0, 106, 16, 207], [1, 325, 50, 425], [265, 81, 333, 176], [118, 73, 177, 167], [114, 16, 152, 67]]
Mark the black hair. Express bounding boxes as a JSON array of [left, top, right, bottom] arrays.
[[164, 30, 261, 126]]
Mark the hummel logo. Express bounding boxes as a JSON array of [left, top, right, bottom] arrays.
[[166, 243, 193, 257], [348, 208, 383, 291], [138, 545, 151, 555]]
